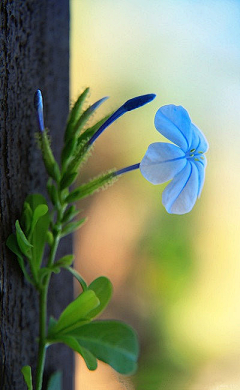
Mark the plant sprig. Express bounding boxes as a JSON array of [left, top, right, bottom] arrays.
[[7, 88, 156, 390]]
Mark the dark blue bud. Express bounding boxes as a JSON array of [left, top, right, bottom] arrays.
[[34, 89, 44, 132], [122, 94, 156, 112], [88, 93, 156, 145]]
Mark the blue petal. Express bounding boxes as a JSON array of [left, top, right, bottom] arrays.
[[189, 123, 209, 153], [162, 161, 199, 214], [140, 142, 187, 185], [154, 105, 192, 152], [194, 158, 207, 197]]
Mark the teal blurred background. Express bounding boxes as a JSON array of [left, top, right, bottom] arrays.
[[71, 1, 240, 389]]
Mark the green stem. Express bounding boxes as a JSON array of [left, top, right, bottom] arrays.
[[35, 230, 61, 390], [35, 284, 48, 390], [35, 189, 64, 389]]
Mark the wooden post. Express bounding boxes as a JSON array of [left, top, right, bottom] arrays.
[[0, 1, 73, 389]]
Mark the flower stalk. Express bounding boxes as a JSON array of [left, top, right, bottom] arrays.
[[7, 88, 208, 390]]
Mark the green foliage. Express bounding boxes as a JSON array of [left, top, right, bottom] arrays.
[[46, 371, 62, 390], [87, 276, 113, 318], [60, 171, 78, 190], [46, 274, 138, 375], [61, 218, 86, 237], [7, 89, 143, 390], [66, 171, 117, 203], [48, 290, 100, 336], [71, 320, 139, 374], [61, 205, 80, 224], [40, 132, 61, 181], [21, 366, 33, 390], [15, 220, 32, 257], [64, 88, 90, 143], [25, 194, 50, 271], [6, 234, 33, 284], [7, 194, 50, 285]]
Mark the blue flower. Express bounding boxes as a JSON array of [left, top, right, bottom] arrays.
[[140, 105, 208, 214]]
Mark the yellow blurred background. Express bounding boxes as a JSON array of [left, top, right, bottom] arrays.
[[71, 1, 240, 389]]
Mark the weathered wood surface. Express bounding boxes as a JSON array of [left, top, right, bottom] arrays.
[[0, 1, 73, 389]]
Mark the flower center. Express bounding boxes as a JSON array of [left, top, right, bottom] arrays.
[[186, 148, 205, 162]]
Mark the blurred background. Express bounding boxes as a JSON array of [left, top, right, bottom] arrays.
[[70, 1, 240, 389]]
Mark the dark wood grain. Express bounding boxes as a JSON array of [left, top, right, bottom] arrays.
[[0, 1, 73, 389]]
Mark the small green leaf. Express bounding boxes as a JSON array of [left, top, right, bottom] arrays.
[[61, 137, 78, 169], [48, 290, 100, 336], [61, 218, 86, 237], [88, 277, 113, 319], [46, 371, 62, 390], [48, 316, 58, 334], [61, 205, 80, 224], [64, 266, 88, 291], [73, 320, 139, 375], [71, 97, 108, 139], [64, 88, 90, 142], [15, 220, 33, 256], [6, 234, 33, 284], [31, 204, 48, 234], [21, 202, 33, 236], [55, 254, 74, 267], [25, 194, 50, 271], [46, 231, 54, 246], [65, 171, 116, 203], [50, 335, 97, 371], [60, 172, 78, 190], [21, 365, 33, 390], [47, 181, 59, 206], [40, 131, 61, 181]]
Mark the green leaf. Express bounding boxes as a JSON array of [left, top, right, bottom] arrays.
[[65, 171, 116, 203], [6, 234, 33, 284], [64, 88, 90, 142], [64, 266, 88, 292], [88, 277, 113, 319], [73, 320, 139, 375], [31, 204, 48, 235], [60, 171, 78, 190], [38, 265, 61, 283], [71, 97, 108, 139], [61, 137, 78, 168], [61, 205, 80, 224], [55, 254, 74, 268], [15, 220, 32, 256], [48, 290, 100, 336], [61, 218, 86, 237], [46, 231, 54, 246], [21, 202, 33, 236], [48, 316, 58, 334], [25, 194, 50, 271], [40, 132, 61, 181], [47, 181, 59, 206], [21, 365, 33, 390], [46, 371, 62, 390], [50, 335, 97, 371]]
